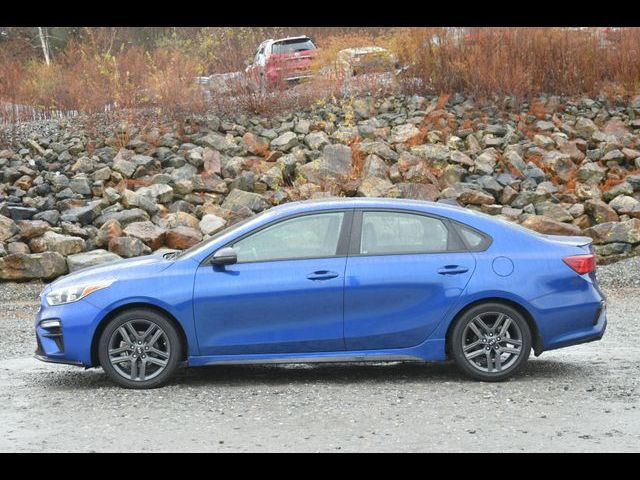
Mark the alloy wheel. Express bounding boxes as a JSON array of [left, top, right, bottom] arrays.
[[461, 312, 523, 373], [107, 320, 171, 382]]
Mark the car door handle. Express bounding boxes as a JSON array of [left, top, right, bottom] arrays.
[[437, 265, 469, 275], [307, 271, 339, 281]]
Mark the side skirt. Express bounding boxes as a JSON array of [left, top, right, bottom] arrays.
[[188, 339, 446, 367]]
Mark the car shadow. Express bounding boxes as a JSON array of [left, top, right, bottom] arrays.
[[35, 357, 597, 391]]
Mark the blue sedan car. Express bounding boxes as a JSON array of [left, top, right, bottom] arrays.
[[35, 198, 606, 388]]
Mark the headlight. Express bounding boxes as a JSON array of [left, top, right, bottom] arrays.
[[46, 279, 115, 306]]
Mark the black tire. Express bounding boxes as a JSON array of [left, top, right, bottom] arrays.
[[98, 309, 182, 389], [450, 302, 531, 382]]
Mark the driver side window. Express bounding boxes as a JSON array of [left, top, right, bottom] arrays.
[[233, 212, 345, 263]]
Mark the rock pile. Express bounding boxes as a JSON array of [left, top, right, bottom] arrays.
[[2, 92, 640, 280]]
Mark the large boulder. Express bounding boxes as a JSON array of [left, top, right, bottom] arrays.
[[585, 219, 640, 245], [199, 214, 227, 236], [270, 132, 298, 152], [584, 199, 619, 224], [0, 252, 67, 280], [390, 124, 420, 144], [0, 215, 19, 242], [356, 177, 399, 198], [60, 200, 103, 225], [123, 221, 166, 250], [300, 144, 353, 184], [221, 189, 269, 213], [42, 231, 85, 256], [17, 220, 50, 240], [520, 215, 581, 236], [108, 236, 150, 258], [165, 226, 203, 249], [458, 189, 495, 206], [67, 250, 122, 272]]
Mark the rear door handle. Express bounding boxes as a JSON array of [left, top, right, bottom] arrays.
[[437, 265, 469, 275], [307, 270, 339, 281]]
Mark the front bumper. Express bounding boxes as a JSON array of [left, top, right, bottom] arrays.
[[34, 297, 104, 367]]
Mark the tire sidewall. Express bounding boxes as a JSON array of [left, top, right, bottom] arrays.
[[98, 309, 182, 389], [450, 303, 532, 382]]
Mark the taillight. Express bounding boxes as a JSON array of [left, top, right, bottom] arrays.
[[563, 254, 596, 275]]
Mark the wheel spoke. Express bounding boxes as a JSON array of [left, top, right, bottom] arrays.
[[148, 347, 169, 359], [463, 339, 483, 352], [109, 346, 129, 356], [141, 324, 157, 342], [465, 348, 486, 360], [130, 357, 138, 379], [492, 313, 505, 333], [474, 316, 492, 334], [494, 351, 502, 371], [118, 326, 132, 344], [498, 317, 512, 336], [501, 347, 521, 355], [148, 329, 163, 347], [468, 321, 484, 339], [139, 360, 146, 381], [111, 355, 131, 365], [125, 322, 140, 341], [501, 337, 522, 346], [145, 356, 167, 367], [485, 351, 494, 372]]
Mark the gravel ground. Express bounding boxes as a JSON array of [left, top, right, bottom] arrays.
[[0, 259, 639, 452]]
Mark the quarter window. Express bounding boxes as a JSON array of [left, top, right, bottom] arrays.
[[360, 211, 450, 255], [233, 212, 345, 263], [456, 223, 490, 251]]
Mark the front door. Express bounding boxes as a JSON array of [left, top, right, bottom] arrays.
[[193, 210, 352, 356]]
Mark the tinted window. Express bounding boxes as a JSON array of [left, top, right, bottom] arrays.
[[360, 211, 450, 255], [455, 223, 491, 251], [271, 38, 315, 54], [233, 212, 344, 263]]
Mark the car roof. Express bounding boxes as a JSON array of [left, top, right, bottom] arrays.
[[268, 197, 470, 216], [271, 35, 312, 44]]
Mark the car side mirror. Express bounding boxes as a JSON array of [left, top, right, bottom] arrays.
[[211, 247, 238, 266]]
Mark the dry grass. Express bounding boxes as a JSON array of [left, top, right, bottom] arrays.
[[387, 27, 640, 99], [1, 27, 640, 134]]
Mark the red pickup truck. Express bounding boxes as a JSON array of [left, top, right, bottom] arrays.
[[245, 36, 317, 89]]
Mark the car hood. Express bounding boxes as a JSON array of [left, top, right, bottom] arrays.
[[45, 253, 172, 292]]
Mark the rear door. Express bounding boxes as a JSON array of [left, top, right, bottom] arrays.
[[343, 209, 476, 351]]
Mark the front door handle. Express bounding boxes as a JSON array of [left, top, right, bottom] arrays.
[[437, 265, 469, 275], [307, 270, 339, 281]]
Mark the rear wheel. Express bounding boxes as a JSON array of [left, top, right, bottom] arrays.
[[98, 309, 182, 389], [450, 303, 531, 382]]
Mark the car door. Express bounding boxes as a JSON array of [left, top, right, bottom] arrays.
[[344, 209, 476, 351], [193, 210, 353, 356]]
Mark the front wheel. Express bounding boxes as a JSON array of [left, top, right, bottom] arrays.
[[450, 303, 531, 382], [98, 309, 182, 389]]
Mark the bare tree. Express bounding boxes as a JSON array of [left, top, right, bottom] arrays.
[[37, 27, 51, 65]]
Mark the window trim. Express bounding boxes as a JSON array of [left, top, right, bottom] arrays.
[[203, 209, 354, 266], [348, 208, 483, 258]]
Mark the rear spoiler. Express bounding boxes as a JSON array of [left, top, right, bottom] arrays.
[[541, 235, 593, 247]]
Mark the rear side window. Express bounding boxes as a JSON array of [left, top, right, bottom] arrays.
[[359, 211, 450, 255], [271, 38, 315, 54], [455, 222, 492, 251]]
